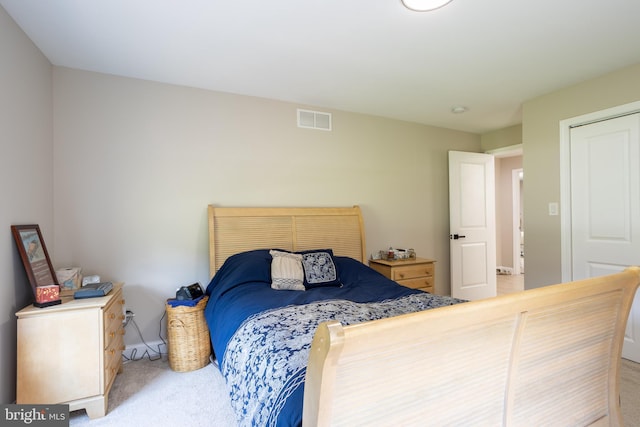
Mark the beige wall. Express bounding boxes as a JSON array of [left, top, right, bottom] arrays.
[[52, 67, 480, 349], [0, 7, 53, 403], [522, 63, 640, 288], [481, 124, 522, 152]]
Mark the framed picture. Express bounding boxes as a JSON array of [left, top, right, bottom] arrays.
[[11, 224, 61, 307]]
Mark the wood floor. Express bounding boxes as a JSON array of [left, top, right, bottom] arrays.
[[497, 273, 524, 295]]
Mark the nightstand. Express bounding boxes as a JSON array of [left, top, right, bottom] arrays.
[[369, 258, 435, 293], [16, 283, 125, 418]]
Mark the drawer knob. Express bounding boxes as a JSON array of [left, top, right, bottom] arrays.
[[398, 273, 405, 278], [109, 313, 116, 320], [109, 332, 115, 338]]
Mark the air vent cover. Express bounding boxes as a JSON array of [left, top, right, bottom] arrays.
[[297, 109, 332, 131]]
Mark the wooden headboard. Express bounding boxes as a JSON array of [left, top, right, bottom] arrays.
[[208, 205, 367, 277]]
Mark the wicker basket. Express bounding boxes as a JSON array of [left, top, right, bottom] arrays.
[[166, 296, 211, 372]]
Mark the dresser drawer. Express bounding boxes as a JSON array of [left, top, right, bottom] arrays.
[[102, 288, 125, 391], [103, 291, 125, 350], [391, 263, 434, 281], [104, 336, 124, 389]]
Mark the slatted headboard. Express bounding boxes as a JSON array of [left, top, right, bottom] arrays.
[[208, 205, 367, 277]]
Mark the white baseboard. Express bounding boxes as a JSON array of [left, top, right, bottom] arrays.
[[122, 340, 167, 361]]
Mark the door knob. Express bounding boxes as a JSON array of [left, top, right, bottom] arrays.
[[450, 234, 466, 240]]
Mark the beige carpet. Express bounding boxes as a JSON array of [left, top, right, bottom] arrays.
[[622, 359, 640, 427], [69, 356, 640, 426], [69, 357, 238, 427]]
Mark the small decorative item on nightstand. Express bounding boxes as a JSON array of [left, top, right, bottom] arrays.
[[56, 267, 82, 295], [377, 247, 416, 261], [34, 284, 60, 305], [11, 224, 62, 307], [369, 257, 436, 294]]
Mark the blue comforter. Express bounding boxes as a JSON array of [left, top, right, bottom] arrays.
[[204, 250, 463, 427]]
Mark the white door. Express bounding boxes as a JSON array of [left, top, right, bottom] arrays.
[[570, 113, 640, 362], [449, 151, 497, 300]]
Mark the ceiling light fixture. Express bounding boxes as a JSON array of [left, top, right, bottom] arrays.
[[401, 0, 453, 12], [451, 106, 468, 114]]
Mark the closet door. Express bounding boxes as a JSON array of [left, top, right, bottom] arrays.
[[570, 113, 640, 361]]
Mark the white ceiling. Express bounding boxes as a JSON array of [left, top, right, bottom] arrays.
[[2, 0, 640, 134]]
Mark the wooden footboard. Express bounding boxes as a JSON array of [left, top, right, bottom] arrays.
[[303, 267, 640, 426]]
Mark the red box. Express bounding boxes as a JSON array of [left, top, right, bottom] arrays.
[[35, 285, 61, 307]]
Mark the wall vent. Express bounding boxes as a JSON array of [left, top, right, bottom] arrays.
[[297, 109, 332, 131]]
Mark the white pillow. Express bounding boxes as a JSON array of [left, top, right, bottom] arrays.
[[269, 250, 305, 291]]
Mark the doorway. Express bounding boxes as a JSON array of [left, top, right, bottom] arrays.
[[511, 167, 524, 275], [488, 145, 524, 295]]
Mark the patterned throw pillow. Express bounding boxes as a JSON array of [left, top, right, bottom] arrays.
[[269, 250, 305, 291], [299, 249, 342, 289]]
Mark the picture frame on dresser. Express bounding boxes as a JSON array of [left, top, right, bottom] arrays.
[[11, 224, 61, 307]]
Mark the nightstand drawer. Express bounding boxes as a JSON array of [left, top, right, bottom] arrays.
[[369, 257, 436, 294], [398, 276, 434, 290], [391, 263, 434, 281]]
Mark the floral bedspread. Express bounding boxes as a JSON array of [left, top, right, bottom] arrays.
[[221, 293, 462, 427]]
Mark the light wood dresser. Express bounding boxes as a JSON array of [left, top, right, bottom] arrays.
[[16, 283, 125, 418], [369, 258, 435, 293]]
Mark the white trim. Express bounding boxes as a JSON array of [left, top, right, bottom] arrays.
[[486, 143, 523, 158], [559, 100, 640, 282], [123, 340, 166, 361]]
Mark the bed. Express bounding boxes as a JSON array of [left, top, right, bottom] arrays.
[[204, 205, 640, 427]]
